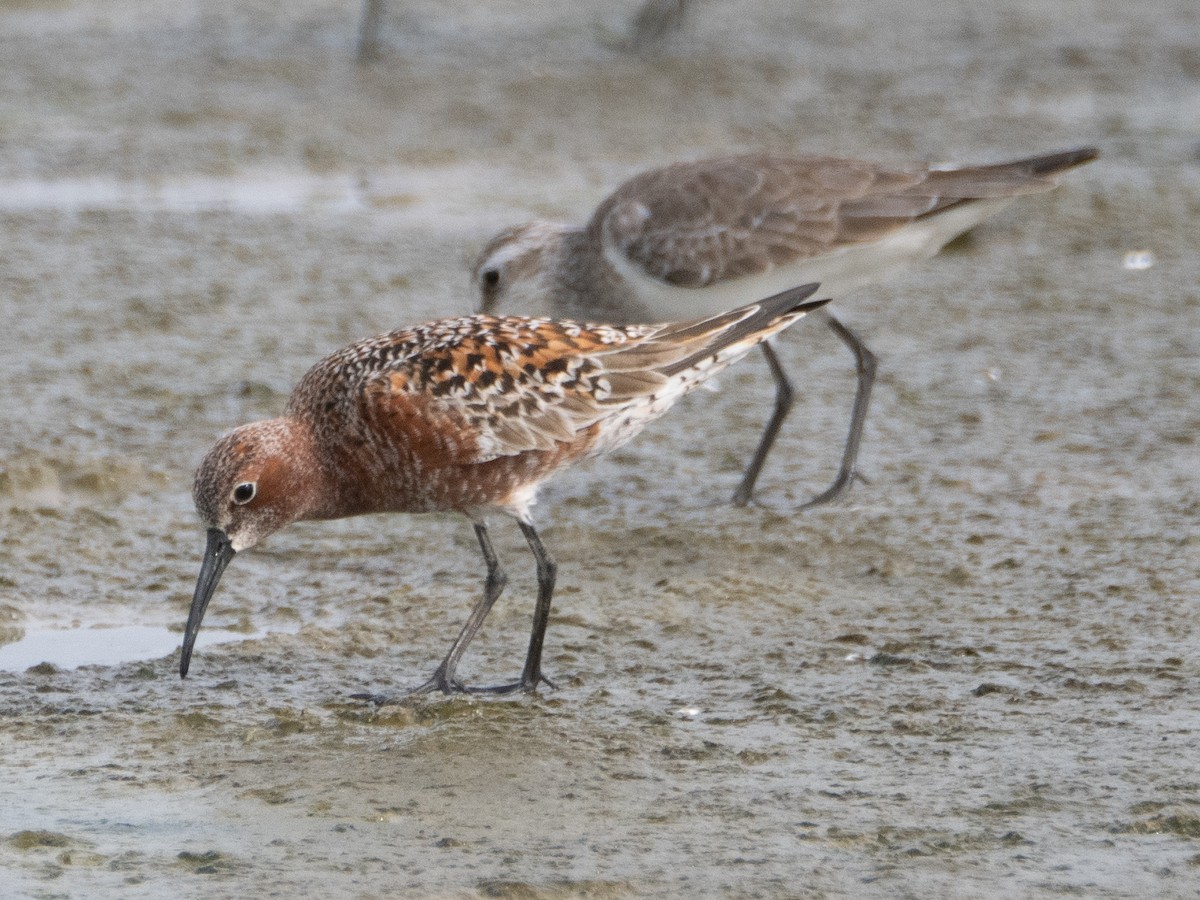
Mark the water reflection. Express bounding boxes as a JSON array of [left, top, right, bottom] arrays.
[[0, 624, 268, 672], [0, 173, 363, 214]]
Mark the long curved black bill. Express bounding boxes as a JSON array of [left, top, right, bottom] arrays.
[[180, 528, 236, 678]]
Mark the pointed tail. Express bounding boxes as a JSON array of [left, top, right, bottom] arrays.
[[657, 283, 829, 377]]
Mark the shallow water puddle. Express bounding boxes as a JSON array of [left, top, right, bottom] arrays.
[[0, 165, 527, 220], [0, 173, 365, 214], [0, 624, 260, 672]]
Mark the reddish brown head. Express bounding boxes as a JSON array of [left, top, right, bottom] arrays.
[[190, 418, 324, 552], [182, 418, 323, 678]]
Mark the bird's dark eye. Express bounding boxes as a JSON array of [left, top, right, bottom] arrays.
[[482, 269, 500, 288], [232, 482, 256, 505]]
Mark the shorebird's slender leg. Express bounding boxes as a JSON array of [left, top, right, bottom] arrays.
[[413, 522, 510, 695], [356, 522, 508, 702], [478, 521, 559, 694], [800, 313, 877, 509], [731, 339, 794, 507], [516, 522, 558, 691], [356, 0, 385, 63], [731, 311, 877, 508], [628, 0, 690, 51]]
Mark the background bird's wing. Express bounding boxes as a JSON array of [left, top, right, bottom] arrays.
[[591, 151, 1094, 287]]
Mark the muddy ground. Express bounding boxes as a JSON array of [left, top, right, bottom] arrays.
[[0, 0, 1198, 896]]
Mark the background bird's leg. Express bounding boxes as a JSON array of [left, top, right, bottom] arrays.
[[356, 0, 385, 63], [801, 312, 877, 509], [731, 339, 794, 507]]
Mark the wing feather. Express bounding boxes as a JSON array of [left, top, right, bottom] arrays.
[[355, 317, 660, 464], [352, 291, 823, 467], [590, 151, 1096, 288]]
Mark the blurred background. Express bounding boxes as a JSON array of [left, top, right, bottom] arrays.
[[0, 1, 1197, 896]]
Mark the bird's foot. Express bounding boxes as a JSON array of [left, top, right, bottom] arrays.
[[350, 664, 469, 705], [730, 486, 772, 509], [407, 665, 471, 697], [798, 469, 870, 510], [471, 670, 559, 696], [353, 666, 559, 703]]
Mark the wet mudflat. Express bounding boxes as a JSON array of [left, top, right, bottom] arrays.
[[1, 0, 1198, 896]]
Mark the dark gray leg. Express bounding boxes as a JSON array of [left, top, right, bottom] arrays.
[[354, 522, 508, 703], [628, 0, 690, 51], [800, 313, 877, 509], [475, 521, 559, 694], [731, 312, 877, 508], [356, 0, 385, 63], [731, 339, 794, 507], [515, 521, 558, 691], [413, 522, 509, 694]]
